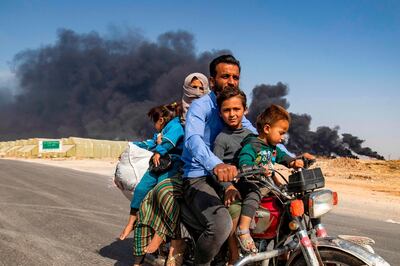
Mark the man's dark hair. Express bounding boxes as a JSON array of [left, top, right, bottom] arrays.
[[216, 87, 247, 110], [209, 54, 241, 78]]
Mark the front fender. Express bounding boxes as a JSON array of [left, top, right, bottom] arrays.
[[287, 236, 390, 266]]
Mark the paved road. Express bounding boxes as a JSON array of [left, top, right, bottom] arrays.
[[324, 213, 399, 265], [0, 160, 398, 265], [0, 160, 132, 265]]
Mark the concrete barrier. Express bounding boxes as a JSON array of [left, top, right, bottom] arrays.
[[6, 144, 23, 157], [0, 137, 129, 159], [0, 141, 15, 157]]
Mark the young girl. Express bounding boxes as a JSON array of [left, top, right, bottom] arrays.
[[119, 102, 184, 241], [128, 72, 210, 266]]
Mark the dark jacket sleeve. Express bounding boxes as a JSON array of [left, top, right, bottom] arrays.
[[238, 144, 257, 167], [276, 146, 295, 167]]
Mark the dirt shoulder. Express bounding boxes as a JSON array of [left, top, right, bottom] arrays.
[[276, 158, 400, 223], [3, 157, 400, 223]]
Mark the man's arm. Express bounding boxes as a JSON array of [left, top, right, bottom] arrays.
[[242, 116, 257, 134], [185, 102, 237, 181], [276, 146, 296, 168], [185, 102, 223, 172], [276, 143, 296, 158], [212, 133, 235, 189], [212, 133, 226, 162]]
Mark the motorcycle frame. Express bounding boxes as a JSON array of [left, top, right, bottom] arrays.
[[235, 218, 390, 266], [233, 172, 390, 266], [286, 236, 390, 266]]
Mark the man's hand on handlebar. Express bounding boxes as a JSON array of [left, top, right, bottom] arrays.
[[224, 184, 242, 207], [213, 163, 238, 182], [302, 152, 315, 160]]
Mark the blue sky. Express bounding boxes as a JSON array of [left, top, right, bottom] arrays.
[[0, 1, 399, 159]]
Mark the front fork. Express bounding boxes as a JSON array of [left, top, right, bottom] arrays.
[[295, 217, 321, 266], [311, 218, 328, 238], [234, 219, 329, 266]]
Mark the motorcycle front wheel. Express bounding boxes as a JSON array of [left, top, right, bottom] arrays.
[[290, 248, 365, 266]]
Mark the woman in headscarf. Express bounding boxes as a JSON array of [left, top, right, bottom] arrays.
[[127, 73, 209, 266], [181, 72, 209, 125]]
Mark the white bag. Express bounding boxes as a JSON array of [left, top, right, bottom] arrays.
[[113, 142, 153, 200]]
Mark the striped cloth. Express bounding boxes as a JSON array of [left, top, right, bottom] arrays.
[[133, 177, 183, 256]]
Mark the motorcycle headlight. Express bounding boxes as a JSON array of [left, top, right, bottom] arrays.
[[308, 190, 334, 218]]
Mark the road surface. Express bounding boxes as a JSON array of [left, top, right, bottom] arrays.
[[0, 159, 398, 265]]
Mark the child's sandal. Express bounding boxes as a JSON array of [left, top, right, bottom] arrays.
[[236, 228, 258, 253], [166, 253, 184, 266]]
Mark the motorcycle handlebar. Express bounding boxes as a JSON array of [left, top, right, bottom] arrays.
[[235, 165, 267, 181], [225, 155, 317, 185], [235, 165, 292, 199], [297, 154, 316, 169]]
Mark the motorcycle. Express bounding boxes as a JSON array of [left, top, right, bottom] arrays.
[[232, 158, 390, 266], [146, 158, 390, 266]]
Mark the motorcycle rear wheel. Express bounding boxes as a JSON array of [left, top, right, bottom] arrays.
[[291, 248, 365, 266]]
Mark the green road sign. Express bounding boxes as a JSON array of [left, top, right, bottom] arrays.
[[39, 140, 62, 152], [42, 141, 60, 150]]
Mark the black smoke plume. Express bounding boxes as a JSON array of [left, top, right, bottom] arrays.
[[0, 29, 228, 140], [0, 88, 13, 106], [247, 82, 290, 123], [247, 83, 383, 159], [342, 133, 384, 160], [312, 126, 354, 157], [0, 28, 384, 159], [286, 113, 315, 153]]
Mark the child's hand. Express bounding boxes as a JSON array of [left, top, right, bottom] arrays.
[[152, 153, 161, 167], [224, 185, 242, 207], [261, 165, 271, 176], [290, 159, 304, 169], [156, 133, 163, 144]]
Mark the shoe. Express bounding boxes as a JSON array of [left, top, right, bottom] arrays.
[[236, 227, 258, 253]]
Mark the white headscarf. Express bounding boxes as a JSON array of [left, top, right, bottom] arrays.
[[181, 72, 210, 125]]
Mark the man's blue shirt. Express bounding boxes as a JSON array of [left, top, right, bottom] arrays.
[[182, 91, 257, 178]]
